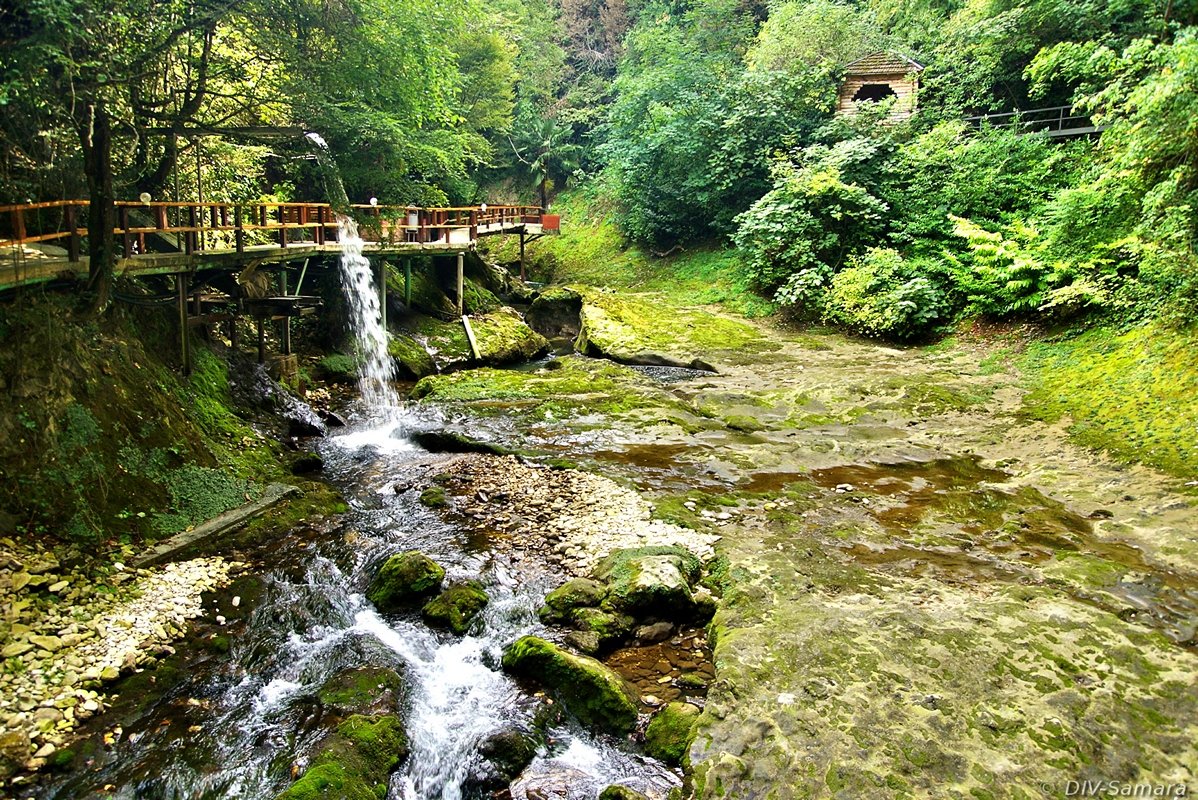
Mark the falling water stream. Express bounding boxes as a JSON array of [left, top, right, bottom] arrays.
[[34, 162, 678, 797]]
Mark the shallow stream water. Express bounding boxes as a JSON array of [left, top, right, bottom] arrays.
[[38, 406, 679, 800]]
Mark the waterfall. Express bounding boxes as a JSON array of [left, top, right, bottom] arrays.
[[305, 132, 401, 415], [335, 216, 401, 412]]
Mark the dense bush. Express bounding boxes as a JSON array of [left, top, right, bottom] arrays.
[[733, 163, 888, 302], [824, 248, 949, 339]]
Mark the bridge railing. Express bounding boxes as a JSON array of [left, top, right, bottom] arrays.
[[963, 105, 1098, 136], [0, 201, 545, 261]]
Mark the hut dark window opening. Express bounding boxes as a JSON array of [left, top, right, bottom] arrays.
[[853, 83, 898, 103]]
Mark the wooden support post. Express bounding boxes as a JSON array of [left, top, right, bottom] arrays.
[[378, 259, 388, 331], [404, 260, 412, 307], [229, 311, 239, 351], [121, 206, 133, 256], [519, 232, 526, 281], [281, 270, 292, 355], [256, 316, 266, 364], [456, 252, 465, 316], [175, 273, 192, 376]]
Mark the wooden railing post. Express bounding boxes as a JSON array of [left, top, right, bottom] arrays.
[[186, 205, 198, 254], [470, 209, 478, 241], [120, 206, 133, 256], [279, 204, 289, 247], [66, 205, 81, 262], [235, 205, 245, 253], [12, 208, 25, 244]]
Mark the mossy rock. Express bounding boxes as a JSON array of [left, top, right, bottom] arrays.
[[570, 607, 636, 646], [277, 713, 408, 800], [471, 307, 551, 365], [644, 702, 701, 765], [594, 546, 703, 618], [419, 486, 449, 508], [462, 280, 503, 315], [366, 551, 445, 610], [538, 577, 607, 624], [318, 666, 405, 716], [573, 289, 759, 369], [315, 354, 357, 384], [501, 635, 639, 734], [387, 334, 435, 380], [422, 581, 490, 635], [724, 414, 766, 433], [599, 787, 650, 800], [478, 728, 538, 782], [411, 430, 512, 456], [526, 286, 583, 338], [398, 267, 457, 319]]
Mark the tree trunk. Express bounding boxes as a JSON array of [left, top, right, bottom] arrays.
[[539, 176, 549, 211], [78, 100, 116, 314]]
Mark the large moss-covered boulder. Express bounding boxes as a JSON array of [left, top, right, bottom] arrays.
[[538, 577, 607, 624], [472, 307, 550, 365], [594, 547, 703, 618], [366, 551, 445, 610], [573, 290, 759, 370], [644, 702, 701, 765], [388, 333, 435, 379], [276, 713, 408, 800], [318, 666, 405, 716], [501, 636, 639, 734], [526, 286, 583, 338], [422, 581, 490, 634]]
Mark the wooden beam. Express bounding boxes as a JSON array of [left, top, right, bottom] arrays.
[[456, 252, 465, 316], [462, 315, 481, 361], [175, 273, 191, 375]]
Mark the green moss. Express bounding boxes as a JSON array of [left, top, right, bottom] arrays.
[[315, 353, 358, 384], [278, 714, 408, 800], [470, 307, 550, 364], [599, 787, 650, 800], [366, 551, 445, 610], [387, 334, 435, 379], [462, 279, 502, 315], [1021, 321, 1198, 478], [570, 607, 636, 645], [644, 702, 701, 765], [501, 635, 639, 733], [538, 577, 607, 624], [410, 354, 693, 421], [724, 414, 766, 433], [575, 288, 766, 365], [318, 667, 404, 712], [421, 581, 490, 634], [419, 486, 448, 508]]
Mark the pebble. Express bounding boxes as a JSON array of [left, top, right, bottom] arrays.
[[0, 539, 234, 780]]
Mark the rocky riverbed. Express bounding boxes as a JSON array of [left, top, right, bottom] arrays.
[[407, 288, 1198, 799], [421, 454, 719, 575], [0, 538, 236, 785]]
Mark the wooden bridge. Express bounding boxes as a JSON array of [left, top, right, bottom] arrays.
[[963, 105, 1104, 139], [0, 200, 554, 292], [0, 198, 557, 375]]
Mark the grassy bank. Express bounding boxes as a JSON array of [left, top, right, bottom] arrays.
[[481, 187, 775, 318], [1020, 319, 1198, 479]]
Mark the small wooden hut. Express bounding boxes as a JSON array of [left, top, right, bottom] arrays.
[[837, 52, 924, 120]]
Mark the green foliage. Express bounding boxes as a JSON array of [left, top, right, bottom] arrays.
[[824, 248, 949, 339], [733, 163, 889, 306]]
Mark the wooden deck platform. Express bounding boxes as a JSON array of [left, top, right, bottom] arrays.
[[0, 200, 550, 292]]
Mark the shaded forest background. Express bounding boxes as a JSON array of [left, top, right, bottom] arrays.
[[1, 0, 1197, 336]]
